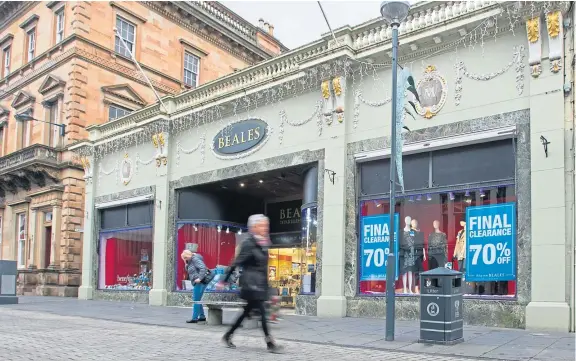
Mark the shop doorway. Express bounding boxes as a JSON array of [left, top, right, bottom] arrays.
[[176, 163, 319, 308]]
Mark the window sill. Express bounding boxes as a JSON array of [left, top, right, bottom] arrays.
[[98, 288, 150, 293], [356, 292, 517, 301]]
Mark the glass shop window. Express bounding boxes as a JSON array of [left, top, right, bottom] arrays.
[[175, 222, 246, 292], [98, 201, 154, 291], [358, 185, 517, 298]]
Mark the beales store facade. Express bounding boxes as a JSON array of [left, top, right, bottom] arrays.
[[71, 1, 575, 331]]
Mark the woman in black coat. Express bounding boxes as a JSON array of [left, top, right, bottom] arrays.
[[217, 214, 283, 353]]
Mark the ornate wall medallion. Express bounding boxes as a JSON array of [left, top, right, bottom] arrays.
[[120, 153, 134, 185], [210, 118, 272, 160], [415, 65, 447, 119]]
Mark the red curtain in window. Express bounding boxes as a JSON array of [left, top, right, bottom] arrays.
[[175, 224, 237, 291], [103, 237, 152, 287]]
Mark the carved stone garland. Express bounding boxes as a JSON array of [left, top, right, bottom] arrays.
[[454, 45, 525, 106], [176, 134, 206, 166], [98, 160, 119, 186], [352, 89, 393, 129], [278, 101, 323, 144]]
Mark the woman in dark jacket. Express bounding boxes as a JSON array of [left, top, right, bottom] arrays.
[[182, 247, 212, 323], [217, 214, 283, 353]]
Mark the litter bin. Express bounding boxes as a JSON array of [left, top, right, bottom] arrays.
[[419, 267, 463, 345], [0, 260, 18, 305]]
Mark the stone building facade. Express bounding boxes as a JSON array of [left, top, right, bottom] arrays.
[[72, 1, 575, 332], [0, 1, 286, 297]]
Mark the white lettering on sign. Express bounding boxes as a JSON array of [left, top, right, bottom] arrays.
[[424, 87, 436, 98], [363, 223, 390, 243], [468, 214, 512, 238], [280, 208, 301, 220], [116, 275, 128, 283]]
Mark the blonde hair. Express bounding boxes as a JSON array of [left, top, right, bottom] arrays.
[[181, 250, 193, 260]]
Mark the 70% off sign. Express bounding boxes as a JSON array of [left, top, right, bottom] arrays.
[[466, 203, 516, 282]]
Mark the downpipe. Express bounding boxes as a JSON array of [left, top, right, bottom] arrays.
[[569, 5, 576, 333]]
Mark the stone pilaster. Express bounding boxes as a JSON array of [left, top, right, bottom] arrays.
[[149, 129, 171, 306], [49, 205, 62, 269], [27, 209, 37, 268], [78, 153, 95, 300], [525, 54, 571, 330], [70, 1, 91, 37]]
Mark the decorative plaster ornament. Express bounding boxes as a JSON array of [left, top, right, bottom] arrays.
[[79, 156, 92, 183], [278, 101, 323, 144], [352, 90, 391, 129], [152, 132, 168, 167], [210, 118, 272, 160], [321, 80, 330, 99], [525, 16, 543, 78], [120, 153, 134, 186], [454, 45, 525, 105], [332, 77, 346, 124], [99, 160, 119, 186], [321, 80, 335, 125], [545, 11, 563, 73], [176, 134, 205, 166], [414, 65, 447, 119]]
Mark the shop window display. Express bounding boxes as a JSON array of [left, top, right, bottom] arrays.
[[98, 227, 153, 290], [175, 222, 245, 292], [358, 185, 517, 298], [268, 206, 318, 307]]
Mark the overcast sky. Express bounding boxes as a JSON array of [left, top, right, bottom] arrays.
[[223, 1, 386, 49]]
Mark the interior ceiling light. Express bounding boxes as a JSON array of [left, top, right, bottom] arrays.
[[239, 183, 245, 187], [259, 179, 263, 183]]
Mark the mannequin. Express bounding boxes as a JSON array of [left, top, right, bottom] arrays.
[[400, 216, 414, 294], [427, 220, 448, 270], [410, 219, 426, 293], [453, 220, 467, 276]]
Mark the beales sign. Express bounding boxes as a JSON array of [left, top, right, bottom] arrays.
[[212, 118, 270, 158], [267, 199, 302, 234]]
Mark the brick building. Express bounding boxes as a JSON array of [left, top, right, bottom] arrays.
[[0, 1, 286, 296]]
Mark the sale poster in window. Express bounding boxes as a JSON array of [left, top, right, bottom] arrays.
[[465, 203, 516, 282], [359, 213, 399, 281]]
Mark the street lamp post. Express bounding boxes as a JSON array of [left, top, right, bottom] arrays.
[[15, 111, 66, 137], [380, 0, 410, 342]]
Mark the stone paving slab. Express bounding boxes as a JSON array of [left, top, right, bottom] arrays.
[[0, 308, 521, 361], [1, 296, 574, 361]]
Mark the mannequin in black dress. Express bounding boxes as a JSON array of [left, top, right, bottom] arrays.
[[410, 219, 426, 293], [427, 220, 448, 270]]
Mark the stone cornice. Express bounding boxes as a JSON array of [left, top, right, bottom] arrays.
[[74, 1, 562, 146], [142, 1, 261, 65], [0, 33, 13, 46], [110, 1, 147, 23]]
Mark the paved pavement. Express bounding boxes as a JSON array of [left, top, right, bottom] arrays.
[[0, 297, 574, 361]]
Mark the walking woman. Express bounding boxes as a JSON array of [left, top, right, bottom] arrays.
[[217, 214, 283, 353], [182, 247, 212, 323]]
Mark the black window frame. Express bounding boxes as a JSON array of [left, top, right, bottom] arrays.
[[100, 201, 154, 231], [358, 138, 517, 199]]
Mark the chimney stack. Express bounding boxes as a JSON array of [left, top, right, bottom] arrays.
[[263, 21, 269, 33], [258, 18, 264, 28], [268, 23, 274, 36]]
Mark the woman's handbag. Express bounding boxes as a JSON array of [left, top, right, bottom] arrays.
[[202, 268, 215, 284]]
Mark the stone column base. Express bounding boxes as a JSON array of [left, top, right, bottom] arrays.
[[78, 285, 94, 300], [317, 295, 347, 317], [526, 301, 570, 331], [148, 289, 167, 306]]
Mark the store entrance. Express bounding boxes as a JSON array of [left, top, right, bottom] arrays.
[[176, 164, 319, 308]]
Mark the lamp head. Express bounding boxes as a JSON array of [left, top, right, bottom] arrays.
[[14, 111, 34, 122], [380, 1, 411, 26]]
